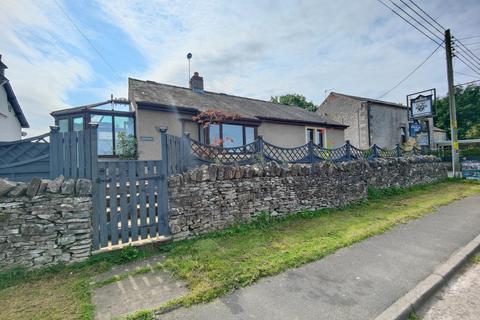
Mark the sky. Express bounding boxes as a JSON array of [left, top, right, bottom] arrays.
[[1, 0, 479, 136]]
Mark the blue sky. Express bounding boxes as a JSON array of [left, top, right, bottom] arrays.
[[1, 0, 480, 136]]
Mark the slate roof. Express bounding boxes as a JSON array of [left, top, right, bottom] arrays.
[[1, 78, 29, 128], [129, 78, 347, 128], [326, 92, 406, 109]]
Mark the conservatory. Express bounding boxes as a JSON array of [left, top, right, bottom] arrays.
[[50, 99, 135, 157]]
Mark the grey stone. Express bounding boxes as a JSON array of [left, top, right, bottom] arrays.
[[26, 177, 43, 197], [167, 158, 446, 239], [7, 183, 27, 197], [0, 179, 16, 197], [75, 179, 92, 195], [47, 175, 64, 193], [61, 179, 76, 195]]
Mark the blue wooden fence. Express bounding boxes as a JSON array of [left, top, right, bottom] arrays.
[[0, 133, 51, 181], [0, 124, 99, 182]]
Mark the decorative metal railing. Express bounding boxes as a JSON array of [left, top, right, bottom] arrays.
[[182, 134, 422, 166]]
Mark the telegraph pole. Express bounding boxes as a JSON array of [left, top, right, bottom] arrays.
[[444, 29, 461, 177]]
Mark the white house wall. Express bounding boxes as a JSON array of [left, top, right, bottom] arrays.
[[0, 85, 22, 141]]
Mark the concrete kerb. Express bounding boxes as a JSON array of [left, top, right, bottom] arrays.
[[375, 234, 480, 320]]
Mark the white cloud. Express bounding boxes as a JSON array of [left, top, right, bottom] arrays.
[[1, 0, 479, 137], [97, 0, 480, 105], [0, 0, 94, 136]]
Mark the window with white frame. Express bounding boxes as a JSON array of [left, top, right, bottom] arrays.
[[305, 127, 326, 147]]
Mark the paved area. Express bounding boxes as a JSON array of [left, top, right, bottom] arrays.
[[418, 254, 480, 320], [159, 195, 480, 320], [93, 256, 188, 320]]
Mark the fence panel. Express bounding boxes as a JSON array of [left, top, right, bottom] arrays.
[[183, 135, 424, 167], [0, 133, 50, 181]]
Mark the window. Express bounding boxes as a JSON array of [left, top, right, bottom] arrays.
[[245, 127, 255, 144], [209, 124, 221, 145], [91, 115, 114, 155], [306, 128, 314, 143], [316, 130, 324, 147], [400, 127, 407, 144], [306, 127, 326, 146], [204, 123, 256, 146], [73, 117, 84, 131], [114, 116, 135, 151], [58, 119, 69, 133], [223, 124, 243, 147], [92, 102, 132, 112]]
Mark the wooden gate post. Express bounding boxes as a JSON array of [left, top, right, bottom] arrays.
[[158, 128, 171, 235], [49, 126, 60, 179]]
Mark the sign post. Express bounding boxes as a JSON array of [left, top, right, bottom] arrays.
[[407, 88, 436, 153]]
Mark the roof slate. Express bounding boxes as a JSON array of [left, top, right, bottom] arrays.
[[328, 92, 406, 109], [129, 78, 346, 128]]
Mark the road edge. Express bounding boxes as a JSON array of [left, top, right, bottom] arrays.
[[375, 233, 480, 320]]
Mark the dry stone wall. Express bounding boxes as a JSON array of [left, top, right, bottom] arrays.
[[0, 176, 92, 270], [168, 156, 447, 239]]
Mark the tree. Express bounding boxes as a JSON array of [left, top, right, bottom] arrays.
[[270, 93, 318, 112], [435, 84, 480, 139]]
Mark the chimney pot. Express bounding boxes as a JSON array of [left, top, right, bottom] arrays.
[[189, 72, 204, 93]]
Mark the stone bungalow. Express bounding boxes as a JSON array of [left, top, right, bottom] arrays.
[[317, 92, 410, 149], [52, 73, 347, 160]]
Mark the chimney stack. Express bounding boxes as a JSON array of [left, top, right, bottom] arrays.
[[0, 55, 7, 77], [189, 72, 204, 93]]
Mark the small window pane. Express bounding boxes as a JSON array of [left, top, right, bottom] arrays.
[[91, 115, 113, 155], [316, 130, 324, 147], [209, 124, 220, 146], [58, 119, 69, 133], [113, 103, 131, 112], [73, 117, 84, 131], [223, 124, 243, 147], [114, 116, 135, 151], [245, 127, 255, 144], [306, 128, 314, 142]]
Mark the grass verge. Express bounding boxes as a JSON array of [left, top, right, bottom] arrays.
[[0, 180, 479, 320]]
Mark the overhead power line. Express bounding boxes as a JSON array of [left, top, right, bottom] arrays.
[[400, 0, 444, 35], [456, 35, 480, 41], [406, 0, 446, 31], [386, 0, 444, 42], [454, 71, 480, 79], [376, 42, 443, 99], [455, 79, 480, 87], [376, 0, 443, 45], [377, 0, 480, 76], [453, 39, 480, 64], [53, 0, 121, 78]]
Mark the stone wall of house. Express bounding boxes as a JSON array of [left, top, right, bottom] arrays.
[[168, 156, 447, 239], [0, 176, 92, 271]]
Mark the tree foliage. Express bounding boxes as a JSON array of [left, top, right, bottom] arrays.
[[435, 85, 480, 139], [116, 132, 137, 160], [270, 93, 318, 112]]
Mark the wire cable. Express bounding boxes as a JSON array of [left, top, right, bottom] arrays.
[[376, 42, 443, 99], [455, 71, 480, 79], [456, 35, 480, 41], [387, 0, 444, 42], [454, 54, 480, 76], [406, 0, 446, 31], [53, 0, 121, 78], [400, 0, 444, 35], [455, 79, 480, 87], [454, 39, 480, 64], [376, 0, 443, 45]]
